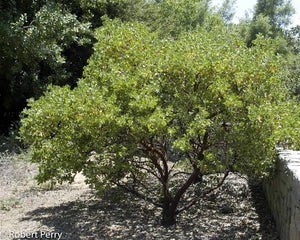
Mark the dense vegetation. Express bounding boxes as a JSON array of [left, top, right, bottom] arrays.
[[1, 0, 300, 226], [0, 0, 128, 132], [1, 0, 299, 133]]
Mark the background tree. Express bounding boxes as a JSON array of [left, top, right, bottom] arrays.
[[0, 0, 128, 134], [286, 26, 300, 96], [237, 0, 295, 44], [217, 0, 236, 24], [20, 20, 300, 226], [253, 0, 295, 29], [236, 0, 299, 97], [121, 0, 225, 38]]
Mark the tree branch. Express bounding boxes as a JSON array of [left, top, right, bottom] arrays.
[[176, 169, 230, 214], [114, 181, 163, 208], [133, 163, 163, 182], [142, 140, 168, 169], [129, 169, 160, 196], [171, 171, 193, 178], [140, 140, 172, 203], [141, 147, 164, 178], [171, 167, 201, 210]]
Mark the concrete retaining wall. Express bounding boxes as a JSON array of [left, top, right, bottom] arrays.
[[264, 149, 300, 240]]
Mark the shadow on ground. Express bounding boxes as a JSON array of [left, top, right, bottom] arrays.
[[14, 179, 279, 240], [16, 191, 158, 240], [248, 179, 279, 240]]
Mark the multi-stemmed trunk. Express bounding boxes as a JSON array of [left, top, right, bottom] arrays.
[[139, 138, 208, 226], [160, 167, 201, 226]]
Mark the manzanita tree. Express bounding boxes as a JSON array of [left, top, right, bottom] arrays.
[[20, 19, 300, 226]]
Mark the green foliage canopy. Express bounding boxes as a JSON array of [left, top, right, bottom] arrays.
[[20, 19, 300, 225]]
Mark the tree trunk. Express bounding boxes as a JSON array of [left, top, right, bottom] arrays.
[[192, 172, 203, 184], [161, 204, 177, 226]]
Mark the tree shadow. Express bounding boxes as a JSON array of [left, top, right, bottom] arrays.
[[15, 191, 159, 240], [247, 178, 280, 240], [14, 178, 280, 240]]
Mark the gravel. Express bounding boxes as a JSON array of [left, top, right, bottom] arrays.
[[0, 154, 279, 240]]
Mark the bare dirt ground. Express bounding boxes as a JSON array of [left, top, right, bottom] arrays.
[[0, 153, 279, 240]]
